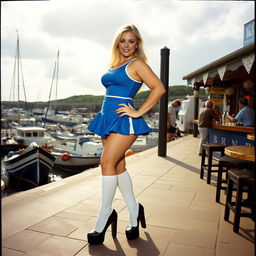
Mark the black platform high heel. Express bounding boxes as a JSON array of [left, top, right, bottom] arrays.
[[87, 209, 118, 245], [125, 203, 146, 240]]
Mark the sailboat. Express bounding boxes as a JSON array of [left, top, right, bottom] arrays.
[[41, 51, 83, 128], [39, 51, 102, 171], [2, 32, 55, 189]]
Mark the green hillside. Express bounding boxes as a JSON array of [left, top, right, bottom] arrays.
[[55, 85, 206, 104]]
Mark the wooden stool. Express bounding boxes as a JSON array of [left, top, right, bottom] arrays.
[[224, 169, 255, 233], [216, 156, 254, 202], [200, 144, 226, 184]]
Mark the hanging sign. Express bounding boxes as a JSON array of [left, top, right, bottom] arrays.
[[209, 87, 225, 105], [244, 19, 255, 46]]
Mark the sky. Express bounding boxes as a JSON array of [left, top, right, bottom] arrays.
[[1, 0, 254, 102]]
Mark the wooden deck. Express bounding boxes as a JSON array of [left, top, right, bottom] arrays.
[[2, 135, 254, 255]]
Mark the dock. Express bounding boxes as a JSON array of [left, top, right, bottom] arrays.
[[2, 135, 254, 255]]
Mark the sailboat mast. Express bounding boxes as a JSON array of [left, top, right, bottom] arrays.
[[9, 31, 29, 123], [55, 50, 59, 111], [43, 51, 58, 128], [17, 31, 21, 123], [9, 44, 17, 102]]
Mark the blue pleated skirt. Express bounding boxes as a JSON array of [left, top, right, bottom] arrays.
[[87, 96, 151, 137]]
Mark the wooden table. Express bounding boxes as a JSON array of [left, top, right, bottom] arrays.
[[247, 134, 255, 141], [225, 146, 255, 162]]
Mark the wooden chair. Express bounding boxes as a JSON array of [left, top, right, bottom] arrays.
[[215, 155, 254, 202], [224, 169, 255, 233], [200, 144, 226, 184]]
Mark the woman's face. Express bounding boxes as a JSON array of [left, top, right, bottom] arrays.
[[118, 31, 138, 58]]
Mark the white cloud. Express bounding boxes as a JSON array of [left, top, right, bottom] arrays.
[[1, 0, 254, 102]]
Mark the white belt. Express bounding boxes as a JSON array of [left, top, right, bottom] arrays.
[[105, 95, 133, 100]]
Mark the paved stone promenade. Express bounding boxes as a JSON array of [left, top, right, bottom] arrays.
[[2, 135, 254, 255]]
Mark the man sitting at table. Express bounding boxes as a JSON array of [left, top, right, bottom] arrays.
[[227, 98, 255, 127]]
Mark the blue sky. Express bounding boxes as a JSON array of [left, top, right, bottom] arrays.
[[1, 0, 254, 102]]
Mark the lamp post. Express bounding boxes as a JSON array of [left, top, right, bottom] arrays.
[[158, 47, 170, 157]]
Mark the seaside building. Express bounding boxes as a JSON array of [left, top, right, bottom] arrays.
[[183, 19, 255, 146]]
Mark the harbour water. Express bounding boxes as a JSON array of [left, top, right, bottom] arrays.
[[1, 163, 96, 197]]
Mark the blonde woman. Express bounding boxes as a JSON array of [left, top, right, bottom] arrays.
[[87, 24, 165, 244]]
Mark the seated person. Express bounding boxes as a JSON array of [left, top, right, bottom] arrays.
[[227, 98, 255, 127]]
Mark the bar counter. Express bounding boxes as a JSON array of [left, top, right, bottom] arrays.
[[211, 123, 254, 134], [193, 120, 255, 147]]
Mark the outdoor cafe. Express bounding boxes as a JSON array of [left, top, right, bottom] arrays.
[[182, 19, 255, 235]]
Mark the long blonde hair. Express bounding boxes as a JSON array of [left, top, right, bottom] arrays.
[[109, 24, 147, 68]]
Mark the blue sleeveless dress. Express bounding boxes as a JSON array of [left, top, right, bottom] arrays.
[[87, 58, 151, 137]]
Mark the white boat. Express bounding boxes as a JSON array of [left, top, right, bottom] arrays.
[[50, 137, 103, 171], [14, 126, 55, 148], [48, 129, 77, 142], [52, 136, 103, 156], [41, 114, 85, 127], [2, 108, 31, 124], [130, 133, 158, 152], [3, 142, 55, 188], [51, 151, 100, 172], [10, 117, 36, 128]]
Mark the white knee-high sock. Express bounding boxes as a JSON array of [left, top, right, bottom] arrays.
[[117, 171, 139, 227], [94, 175, 117, 232]]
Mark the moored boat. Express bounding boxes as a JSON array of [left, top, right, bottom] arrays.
[[3, 142, 56, 188], [49, 135, 102, 171], [14, 126, 55, 148], [130, 133, 158, 152], [51, 151, 100, 172]]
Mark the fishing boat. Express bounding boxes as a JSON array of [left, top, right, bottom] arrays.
[[50, 137, 102, 171], [14, 126, 54, 147], [51, 151, 100, 172], [3, 142, 56, 188]]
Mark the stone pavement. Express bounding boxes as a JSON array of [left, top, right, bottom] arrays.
[[2, 135, 254, 255]]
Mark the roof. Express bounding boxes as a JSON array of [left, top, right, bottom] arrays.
[[183, 43, 255, 86], [16, 127, 47, 132]]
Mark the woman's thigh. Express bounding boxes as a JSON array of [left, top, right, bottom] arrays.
[[101, 137, 126, 174], [100, 133, 137, 175]]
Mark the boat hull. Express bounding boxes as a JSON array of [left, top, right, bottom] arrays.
[[52, 152, 100, 171], [3, 147, 55, 188]]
